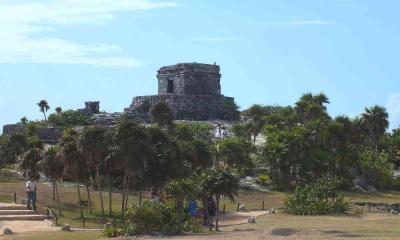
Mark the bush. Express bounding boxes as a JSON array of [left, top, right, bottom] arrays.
[[103, 226, 123, 238], [283, 177, 351, 215], [122, 201, 200, 236], [256, 175, 271, 186]]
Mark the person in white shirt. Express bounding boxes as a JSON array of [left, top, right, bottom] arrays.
[[221, 127, 227, 139], [214, 124, 222, 139], [26, 176, 37, 210]]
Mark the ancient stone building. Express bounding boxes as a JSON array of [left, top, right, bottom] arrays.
[[78, 101, 100, 115], [125, 63, 238, 120]]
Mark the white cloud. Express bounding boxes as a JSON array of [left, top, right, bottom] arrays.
[[0, 0, 177, 67], [260, 19, 334, 26], [386, 93, 400, 129], [189, 36, 241, 43]]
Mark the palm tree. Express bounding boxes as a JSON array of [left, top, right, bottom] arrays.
[[163, 179, 196, 233], [20, 117, 29, 124], [37, 100, 50, 121], [60, 128, 85, 219], [55, 107, 62, 116], [39, 146, 64, 216], [201, 168, 239, 231], [150, 102, 174, 128], [111, 119, 147, 219], [80, 126, 108, 219], [18, 137, 44, 177], [362, 105, 389, 151]]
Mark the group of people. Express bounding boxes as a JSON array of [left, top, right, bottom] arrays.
[[152, 190, 217, 226], [188, 197, 217, 226], [215, 124, 227, 139]]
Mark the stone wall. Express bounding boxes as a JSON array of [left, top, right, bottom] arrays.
[[157, 63, 221, 96], [3, 124, 27, 136], [3, 124, 63, 144], [129, 94, 236, 121]]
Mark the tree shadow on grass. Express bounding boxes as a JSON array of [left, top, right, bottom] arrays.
[[271, 228, 299, 236], [321, 230, 364, 238]]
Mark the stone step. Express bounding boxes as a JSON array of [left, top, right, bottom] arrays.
[[0, 214, 46, 221], [0, 204, 28, 211], [0, 210, 37, 215]]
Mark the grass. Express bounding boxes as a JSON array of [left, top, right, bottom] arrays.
[[3, 169, 400, 239], [0, 231, 103, 240], [0, 180, 150, 229]]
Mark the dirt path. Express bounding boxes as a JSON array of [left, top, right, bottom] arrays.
[[0, 220, 56, 234], [218, 211, 267, 226]]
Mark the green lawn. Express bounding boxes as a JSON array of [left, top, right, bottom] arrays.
[[0, 231, 103, 240]]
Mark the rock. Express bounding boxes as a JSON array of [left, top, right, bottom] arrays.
[[367, 185, 378, 193], [104, 222, 113, 229], [3, 228, 13, 235], [239, 205, 247, 211], [267, 208, 276, 214], [61, 224, 71, 231], [247, 216, 257, 223]]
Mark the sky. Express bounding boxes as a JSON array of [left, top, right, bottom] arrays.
[[1, 0, 400, 132]]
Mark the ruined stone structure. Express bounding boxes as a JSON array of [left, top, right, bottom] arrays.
[[78, 101, 100, 116], [2, 63, 238, 143], [125, 63, 237, 120]]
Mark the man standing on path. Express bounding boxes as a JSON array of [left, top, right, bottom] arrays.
[[26, 176, 37, 211]]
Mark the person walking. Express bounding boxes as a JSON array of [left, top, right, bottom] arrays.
[[26, 176, 37, 211], [188, 198, 198, 217]]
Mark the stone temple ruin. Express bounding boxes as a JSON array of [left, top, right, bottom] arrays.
[[3, 63, 237, 143], [125, 63, 237, 121], [78, 101, 100, 116]]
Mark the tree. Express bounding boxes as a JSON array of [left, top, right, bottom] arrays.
[[216, 137, 253, 174], [362, 105, 389, 151], [163, 178, 196, 233], [145, 126, 184, 191], [242, 104, 281, 144], [150, 102, 174, 128], [60, 128, 85, 219], [295, 93, 330, 122], [18, 137, 43, 177], [110, 118, 147, 219], [174, 123, 214, 171], [80, 126, 109, 219], [37, 100, 50, 121], [221, 100, 240, 120], [20, 117, 29, 124], [48, 113, 60, 127], [200, 168, 239, 231], [39, 146, 64, 216], [55, 107, 62, 116]]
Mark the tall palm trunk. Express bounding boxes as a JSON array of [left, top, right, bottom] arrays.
[[96, 167, 105, 219], [76, 174, 84, 219], [108, 172, 112, 217], [52, 179, 56, 201], [124, 176, 130, 211], [121, 174, 127, 220], [84, 174, 92, 214], [55, 179, 62, 216], [215, 195, 220, 232]]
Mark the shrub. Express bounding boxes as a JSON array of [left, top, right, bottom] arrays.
[[283, 177, 351, 215], [103, 226, 122, 238], [256, 175, 271, 186], [122, 201, 200, 235]]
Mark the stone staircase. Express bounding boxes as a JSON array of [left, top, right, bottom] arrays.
[[0, 203, 46, 221]]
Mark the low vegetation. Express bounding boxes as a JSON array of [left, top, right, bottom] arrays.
[[284, 177, 351, 215]]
